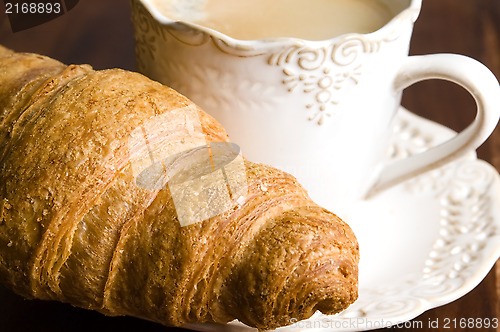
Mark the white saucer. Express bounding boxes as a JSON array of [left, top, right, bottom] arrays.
[[187, 107, 500, 332], [324, 107, 500, 331]]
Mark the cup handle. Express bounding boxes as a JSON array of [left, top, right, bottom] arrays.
[[365, 53, 500, 198]]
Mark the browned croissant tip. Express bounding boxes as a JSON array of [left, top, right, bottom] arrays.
[[0, 45, 359, 330], [218, 204, 358, 330]]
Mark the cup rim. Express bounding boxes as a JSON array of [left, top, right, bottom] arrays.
[[137, 0, 423, 49]]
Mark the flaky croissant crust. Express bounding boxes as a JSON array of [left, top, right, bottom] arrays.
[[0, 45, 359, 330]]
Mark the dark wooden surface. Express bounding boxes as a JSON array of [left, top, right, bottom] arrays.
[[0, 0, 498, 331]]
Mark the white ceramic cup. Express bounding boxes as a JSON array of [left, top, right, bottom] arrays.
[[131, 0, 500, 214]]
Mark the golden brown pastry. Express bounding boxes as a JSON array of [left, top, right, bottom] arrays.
[[0, 45, 359, 330]]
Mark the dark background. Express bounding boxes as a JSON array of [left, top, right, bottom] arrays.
[[0, 0, 498, 331]]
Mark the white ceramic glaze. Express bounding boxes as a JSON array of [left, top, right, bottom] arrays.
[[131, 0, 500, 215], [181, 107, 500, 331]]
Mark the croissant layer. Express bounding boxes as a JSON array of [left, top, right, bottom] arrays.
[[0, 46, 359, 330]]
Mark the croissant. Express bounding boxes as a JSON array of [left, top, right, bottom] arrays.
[[0, 45, 359, 330]]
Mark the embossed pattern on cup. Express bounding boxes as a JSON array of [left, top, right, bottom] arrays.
[[131, 0, 415, 126]]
